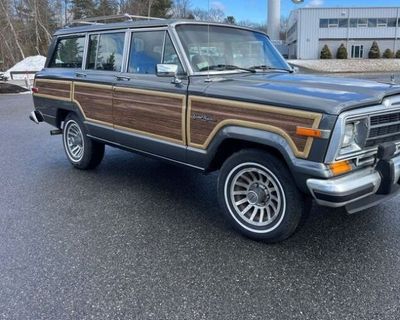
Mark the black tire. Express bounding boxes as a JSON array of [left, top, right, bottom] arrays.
[[218, 149, 310, 243], [62, 113, 104, 170]]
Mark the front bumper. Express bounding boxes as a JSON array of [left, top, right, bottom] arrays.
[[307, 155, 400, 213]]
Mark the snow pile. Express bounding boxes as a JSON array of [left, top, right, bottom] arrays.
[[5, 55, 46, 80]]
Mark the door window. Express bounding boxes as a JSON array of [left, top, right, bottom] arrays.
[[128, 31, 184, 75], [49, 36, 85, 68], [86, 32, 125, 71], [128, 31, 164, 74], [162, 34, 184, 75]]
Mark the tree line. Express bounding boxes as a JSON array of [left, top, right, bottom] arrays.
[[0, 0, 252, 70], [0, 0, 281, 70]]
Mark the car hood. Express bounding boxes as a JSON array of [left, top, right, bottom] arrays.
[[199, 72, 400, 115]]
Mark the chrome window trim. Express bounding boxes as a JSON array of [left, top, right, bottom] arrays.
[[325, 102, 400, 163]]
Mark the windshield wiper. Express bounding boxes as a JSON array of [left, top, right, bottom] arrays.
[[249, 65, 293, 73], [199, 64, 256, 73]]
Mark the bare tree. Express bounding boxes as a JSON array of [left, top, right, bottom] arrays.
[[0, 0, 26, 59], [170, 0, 192, 18], [192, 7, 225, 22]]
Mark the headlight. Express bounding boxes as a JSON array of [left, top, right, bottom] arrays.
[[342, 123, 355, 148], [339, 118, 368, 156]]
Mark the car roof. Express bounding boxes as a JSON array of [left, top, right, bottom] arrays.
[[54, 19, 263, 36]]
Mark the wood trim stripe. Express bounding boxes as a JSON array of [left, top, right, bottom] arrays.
[[187, 96, 322, 159]]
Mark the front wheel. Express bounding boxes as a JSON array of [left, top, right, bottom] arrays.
[[62, 113, 105, 170], [218, 149, 310, 242]]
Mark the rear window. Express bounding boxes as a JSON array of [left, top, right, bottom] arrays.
[[49, 36, 85, 68]]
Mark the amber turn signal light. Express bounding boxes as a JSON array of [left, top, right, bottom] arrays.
[[329, 161, 352, 176], [296, 127, 322, 138]]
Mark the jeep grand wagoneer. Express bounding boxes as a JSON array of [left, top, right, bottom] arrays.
[[30, 17, 400, 242]]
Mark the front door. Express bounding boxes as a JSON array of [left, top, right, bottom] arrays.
[[351, 45, 364, 59], [112, 29, 188, 162]]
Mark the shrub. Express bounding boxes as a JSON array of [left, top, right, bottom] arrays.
[[368, 41, 381, 59], [320, 45, 332, 59], [396, 50, 400, 59], [336, 43, 348, 59], [383, 49, 394, 59]]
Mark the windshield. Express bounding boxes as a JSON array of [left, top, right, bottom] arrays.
[[176, 24, 290, 73]]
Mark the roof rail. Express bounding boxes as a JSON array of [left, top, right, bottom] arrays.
[[69, 13, 165, 26]]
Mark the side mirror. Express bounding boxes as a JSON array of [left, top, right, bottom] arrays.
[[156, 64, 178, 77], [156, 64, 182, 85]]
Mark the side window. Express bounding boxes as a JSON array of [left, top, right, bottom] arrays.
[[86, 32, 125, 71], [49, 36, 85, 68], [163, 34, 184, 75], [128, 31, 164, 74]]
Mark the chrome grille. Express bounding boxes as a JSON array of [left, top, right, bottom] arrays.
[[366, 111, 400, 147]]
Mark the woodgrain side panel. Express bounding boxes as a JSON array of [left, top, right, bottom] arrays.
[[188, 97, 322, 158], [73, 83, 113, 125], [34, 80, 71, 100], [113, 88, 185, 144]]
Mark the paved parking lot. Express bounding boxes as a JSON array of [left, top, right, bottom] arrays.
[[1, 93, 400, 320]]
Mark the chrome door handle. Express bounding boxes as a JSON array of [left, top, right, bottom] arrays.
[[75, 72, 86, 78], [115, 75, 131, 81]]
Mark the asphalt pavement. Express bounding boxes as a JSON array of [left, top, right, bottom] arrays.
[[1, 93, 400, 320]]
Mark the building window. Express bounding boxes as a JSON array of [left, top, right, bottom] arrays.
[[320, 19, 329, 28], [350, 18, 357, 28], [328, 19, 339, 27], [368, 18, 377, 27], [351, 45, 364, 59], [377, 18, 388, 27], [321, 17, 398, 29], [357, 18, 368, 27], [339, 19, 348, 28], [387, 18, 397, 27]]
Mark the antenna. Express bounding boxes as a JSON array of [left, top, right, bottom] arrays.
[[207, 0, 210, 80]]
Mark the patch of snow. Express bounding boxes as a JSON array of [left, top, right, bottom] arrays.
[[4, 55, 46, 80]]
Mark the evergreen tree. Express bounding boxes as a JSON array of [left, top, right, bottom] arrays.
[[96, 0, 118, 16], [368, 41, 381, 59], [382, 48, 394, 59], [336, 43, 348, 59], [224, 16, 236, 24], [71, 0, 95, 19], [320, 44, 332, 59], [396, 50, 400, 59], [150, 0, 172, 18]]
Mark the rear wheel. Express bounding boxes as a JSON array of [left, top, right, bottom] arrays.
[[218, 149, 310, 242], [62, 113, 104, 170]]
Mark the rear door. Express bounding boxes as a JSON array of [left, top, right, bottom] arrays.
[[73, 31, 127, 140], [112, 28, 188, 162]]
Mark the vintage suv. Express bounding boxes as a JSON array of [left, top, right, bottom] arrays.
[[30, 17, 400, 242]]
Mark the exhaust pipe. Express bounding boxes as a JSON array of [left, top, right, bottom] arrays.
[[29, 110, 44, 124]]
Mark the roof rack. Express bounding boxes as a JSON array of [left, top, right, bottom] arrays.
[[69, 13, 165, 26]]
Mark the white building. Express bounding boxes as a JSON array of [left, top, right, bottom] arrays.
[[287, 7, 400, 59]]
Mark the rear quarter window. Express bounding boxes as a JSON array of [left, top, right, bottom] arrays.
[[49, 36, 85, 68]]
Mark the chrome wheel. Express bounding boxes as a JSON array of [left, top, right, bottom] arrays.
[[64, 120, 84, 162], [225, 163, 286, 231]]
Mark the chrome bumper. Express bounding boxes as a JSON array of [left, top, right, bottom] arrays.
[[29, 110, 44, 124], [307, 155, 400, 211]]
